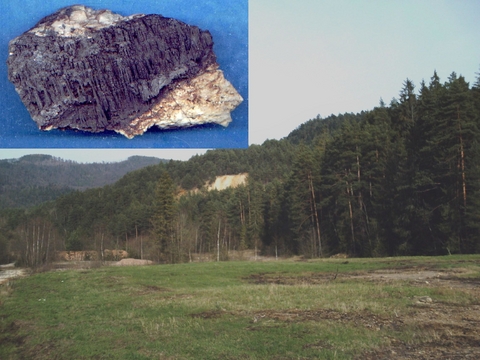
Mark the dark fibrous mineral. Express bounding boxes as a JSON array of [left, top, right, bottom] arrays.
[[7, 5, 242, 138]]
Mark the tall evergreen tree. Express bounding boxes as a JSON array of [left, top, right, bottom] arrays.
[[284, 143, 322, 257], [151, 171, 176, 262], [262, 179, 286, 257], [404, 72, 446, 254], [433, 73, 480, 253]]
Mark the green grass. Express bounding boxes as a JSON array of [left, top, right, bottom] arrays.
[[1, 255, 479, 359]]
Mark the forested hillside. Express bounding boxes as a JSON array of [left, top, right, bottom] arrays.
[[1, 70, 479, 265], [0, 155, 164, 209]]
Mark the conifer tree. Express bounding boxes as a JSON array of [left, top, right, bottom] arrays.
[[284, 143, 322, 257], [262, 179, 286, 257], [151, 171, 176, 262], [433, 73, 480, 253], [320, 120, 368, 256], [404, 72, 445, 254]]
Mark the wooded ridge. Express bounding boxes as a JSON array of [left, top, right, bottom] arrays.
[[0, 155, 165, 209], [1, 69, 479, 265]]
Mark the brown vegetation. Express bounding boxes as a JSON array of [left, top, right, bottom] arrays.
[[56, 250, 128, 261]]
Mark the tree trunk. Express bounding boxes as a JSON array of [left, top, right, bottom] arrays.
[[101, 232, 104, 262], [135, 224, 138, 257], [308, 172, 322, 257], [346, 175, 356, 254], [217, 218, 221, 262], [457, 105, 467, 209]]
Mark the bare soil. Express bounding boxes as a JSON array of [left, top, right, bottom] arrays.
[[242, 266, 480, 359], [112, 258, 154, 266], [0, 264, 27, 285], [192, 303, 480, 359], [246, 265, 480, 287], [357, 267, 480, 359]]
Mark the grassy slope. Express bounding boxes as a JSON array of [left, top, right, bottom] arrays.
[[1, 255, 479, 359]]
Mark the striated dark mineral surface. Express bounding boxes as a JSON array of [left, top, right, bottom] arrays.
[[6, 5, 241, 138]]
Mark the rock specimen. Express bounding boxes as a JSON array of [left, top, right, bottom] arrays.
[[7, 5, 243, 138]]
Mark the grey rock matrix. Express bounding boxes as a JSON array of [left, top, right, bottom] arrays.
[[7, 5, 242, 138]]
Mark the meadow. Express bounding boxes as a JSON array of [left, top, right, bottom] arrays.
[[1, 255, 480, 359]]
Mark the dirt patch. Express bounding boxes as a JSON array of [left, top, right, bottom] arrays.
[[0, 267, 28, 285], [360, 342, 480, 360], [112, 258, 154, 266], [191, 303, 480, 359], [245, 266, 479, 288], [358, 302, 480, 359], [245, 271, 336, 285], [191, 310, 226, 319], [248, 308, 401, 331], [101, 275, 127, 288], [190, 308, 402, 331], [0, 320, 26, 347], [137, 285, 171, 295], [53, 261, 109, 270], [244, 266, 480, 359]]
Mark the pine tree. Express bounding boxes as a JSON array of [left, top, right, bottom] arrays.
[[245, 178, 265, 258], [404, 72, 446, 255], [321, 119, 381, 256], [284, 143, 322, 257], [435, 73, 480, 253], [151, 171, 176, 262], [262, 179, 285, 257], [359, 107, 397, 256]]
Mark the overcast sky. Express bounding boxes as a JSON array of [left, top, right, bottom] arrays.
[[1, 0, 480, 163]]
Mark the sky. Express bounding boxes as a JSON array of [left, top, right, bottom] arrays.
[[1, 0, 480, 163]]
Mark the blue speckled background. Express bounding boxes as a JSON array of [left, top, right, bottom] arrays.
[[0, 0, 248, 148]]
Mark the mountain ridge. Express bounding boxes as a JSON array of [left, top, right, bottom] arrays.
[[0, 155, 166, 209]]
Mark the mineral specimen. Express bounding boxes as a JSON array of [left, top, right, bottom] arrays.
[[7, 5, 243, 138]]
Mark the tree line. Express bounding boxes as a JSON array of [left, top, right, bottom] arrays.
[[1, 70, 479, 265]]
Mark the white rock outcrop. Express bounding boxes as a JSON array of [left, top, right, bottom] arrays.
[[207, 173, 248, 191]]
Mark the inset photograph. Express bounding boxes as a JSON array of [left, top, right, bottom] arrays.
[[1, 1, 247, 148]]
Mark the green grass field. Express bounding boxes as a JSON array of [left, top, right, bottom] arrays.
[[1, 255, 480, 359]]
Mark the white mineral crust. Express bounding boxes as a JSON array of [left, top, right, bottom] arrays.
[[119, 66, 243, 138], [29, 5, 144, 37]]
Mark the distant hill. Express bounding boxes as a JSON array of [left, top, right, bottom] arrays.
[[286, 112, 364, 145], [0, 155, 165, 209]]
